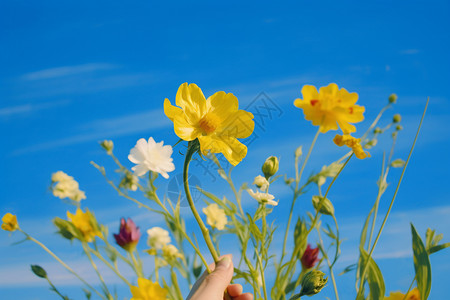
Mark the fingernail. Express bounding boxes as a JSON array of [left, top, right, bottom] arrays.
[[217, 256, 232, 270]]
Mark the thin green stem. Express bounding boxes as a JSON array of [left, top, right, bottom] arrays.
[[82, 243, 112, 300], [130, 250, 144, 277], [86, 246, 131, 286], [402, 277, 416, 300], [317, 226, 339, 300], [45, 277, 68, 300], [367, 153, 386, 250], [255, 246, 268, 300], [358, 97, 429, 294], [21, 232, 106, 300]]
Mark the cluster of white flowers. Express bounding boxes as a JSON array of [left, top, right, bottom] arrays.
[[51, 171, 86, 202], [202, 203, 228, 230], [247, 175, 278, 206], [147, 226, 171, 250]]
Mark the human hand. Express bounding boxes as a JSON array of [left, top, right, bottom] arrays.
[[186, 254, 254, 300]]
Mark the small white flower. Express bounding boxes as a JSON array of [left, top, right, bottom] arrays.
[[147, 227, 171, 250], [128, 137, 175, 179], [247, 189, 278, 206], [202, 203, 228, 230], [51, 171, 86, 202], [253, 175, 269, 191], [162, 244, 183, 260]]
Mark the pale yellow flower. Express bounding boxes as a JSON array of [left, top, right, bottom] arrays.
[[147, 227, 171, 250], [294, 83, 364, 134], [333, 134, 370, 159], [253, 175, 269, 191], [162, 244, 183, 261], [130, 278, 167, 300], [202, 203, 227, 230], [1, 213, 19, 232], [247, 189, 278, 206], [51, 171, 86, 202], [164, 83, 255, 166], [385, 288, 420, 300], [67, 208, 102, 243]]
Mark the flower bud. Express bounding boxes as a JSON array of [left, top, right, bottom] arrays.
[[312, 195, 334, 215], [1, 213, 19, 232], [388, 93, 398, 104], [100, 140, 114, 154], [299, 270, 328, 297], [253, 175, 269, 191], [262, 156, 279, 179], [114, 218, 141, 251], [301, 244, 320, 269], [396, 125, 403, 131], [295, 146, 303, 158], [364, 139, 377, 149], [393, 114, 401, 123], [373, 127, 382, 134], [31, 265, 47, 278]]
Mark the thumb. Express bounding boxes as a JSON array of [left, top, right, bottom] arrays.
[[198, 255, 234, 299]]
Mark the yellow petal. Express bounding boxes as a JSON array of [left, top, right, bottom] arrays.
[[319, 83, 339, 97], [206, 91, 239, 119], [175, 83, 206, 121], [163, 98, 183, 121], [320, 115, 339, 133], [198, 135, 247, 166], [172, 115, 200, 141], [336, 119, 356, 134], [219, 110, 255, 139], [301, 85, 319, 101]]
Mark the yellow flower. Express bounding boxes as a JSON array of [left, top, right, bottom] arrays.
[[333, 134, 370, 159], [202, 203, 228, 230], [294, 83, 365, 134], [164, 83, 255, 166], [385, 288, 420, 300], [130, 278, 167, 300], [1, 213, 19, 232], [67, 208, 102, 242]]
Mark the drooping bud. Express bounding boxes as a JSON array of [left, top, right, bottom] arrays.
[[31, 265, 47, 278], [312, 195, 334, 215], [388, 93, 398, 104], [253, 175, 269, 191], [114, 218, 141, 251], [301, 244, 320, 269], [373, 127, 382, 134], [262, 156, 279, 179], [295, 146, 303, 158], [396, 125, 403, 131], [393, 114, 401, 123], [100, 140, 114, 154], [299, 270, 327, 297]]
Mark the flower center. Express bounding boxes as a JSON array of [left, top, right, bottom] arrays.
[[199, 112, 220, 134]]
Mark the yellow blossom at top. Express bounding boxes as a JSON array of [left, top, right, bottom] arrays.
[[2, 213, 19, 232], [333, 134, 370, 159], [130, 278, 167, 300], [67, 208, 102, 242], [294, 83, 365, 134], [164, 83, 255, 166], [202, 203, 228, 230], [385, 288, 420, 300]]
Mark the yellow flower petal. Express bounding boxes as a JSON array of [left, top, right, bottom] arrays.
[[198, 135, 247, 166], [163, 98, 183, 121], [175, 82, 206, 121], [206, 91, 239, 119], [220, 110, 255, 139], [130, 278, 167, 300], [1, 213, 19, 232]]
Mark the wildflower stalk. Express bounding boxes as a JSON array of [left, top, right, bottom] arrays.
[[402, 277, 416, 300], [357, 97, 429, 295], [129, 250, 144, 278], [82, 242, 113, 300], [19, 230, 106, 300], [45, 276, 68, 300], [316, 226, 339, 300], [280, 128, 320, 265], [183, 140, 220, 263]]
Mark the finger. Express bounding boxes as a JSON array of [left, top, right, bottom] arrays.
[[233, 293, 254, 300], [227, 284, 243, 297]]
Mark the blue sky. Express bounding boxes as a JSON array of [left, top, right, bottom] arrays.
[[1, 0, 449, 299]]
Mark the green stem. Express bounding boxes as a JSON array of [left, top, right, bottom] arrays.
[[183, 140, 220, 263], [130, 250, 144, 278], [401, 277, 416, 300], [45, 277, 68, 300], [82, 243, 112, 300], [317, 226, 339, 300], [86, 246, 131, 286], [358, 97, 429, 295], [21, 232, 106, 300]]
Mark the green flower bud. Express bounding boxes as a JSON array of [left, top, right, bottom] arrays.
[[312, 195, 334, 216], [295, 146, 303, 158], [262, 156, 279, 179], [373, 127, 382, 134], [396, 125, 403, 131], [31, 265, 47, 278], [393, 114, 401, 123], [364, 139, 377, 149], [299, 270, 328, 297], [388, 93, 398, 104], [392, 131, 398, 138], [100, 140, 114, 154]]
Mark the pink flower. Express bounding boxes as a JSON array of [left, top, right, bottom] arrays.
[[301, 244, 319, 269], [114, 218, 141, 251]]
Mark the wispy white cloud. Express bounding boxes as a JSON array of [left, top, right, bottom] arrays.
[[12, 109, 170, 155], [400, 49, 420, 55], [22, 63, 118, 81], [0, 99, 71, 119]]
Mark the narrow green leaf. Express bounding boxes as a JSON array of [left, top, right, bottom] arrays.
[[411, 223, 432, 300], [358, 246, 385, 300], [428, 243, 450, 255]]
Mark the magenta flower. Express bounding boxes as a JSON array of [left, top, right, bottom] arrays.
[[114, 218, 141, 251], [301, 244, 319, 269]]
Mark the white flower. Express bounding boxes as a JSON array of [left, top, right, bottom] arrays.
[[147, 227, 171, 250], [253, 175, 269, 191], [247, 189, 278, 206], [202, 204, 227, 230], [128, 137, 175, 179], [51, 171, 86, 202]]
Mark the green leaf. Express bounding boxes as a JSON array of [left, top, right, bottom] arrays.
[[30, 265, 47, 278], [358, 246, 385, 300], [411, 223, 432, 300], [339, 263, 356, 276], [428, 243, 450, 255]]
